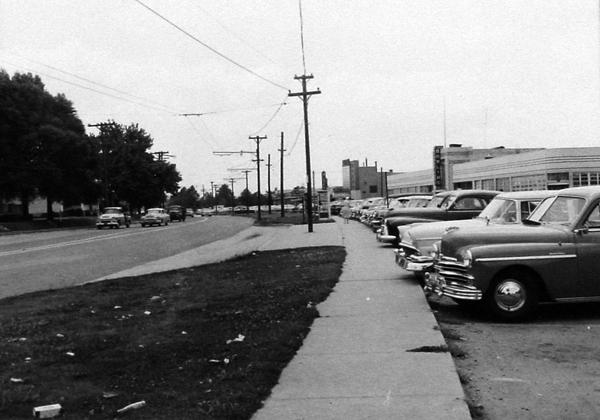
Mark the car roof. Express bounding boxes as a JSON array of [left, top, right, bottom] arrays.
[[550, 186, 600, 199], [147, 208, 164, 211], [494, 190, 554, 200]]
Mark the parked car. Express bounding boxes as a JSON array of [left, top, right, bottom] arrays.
[[377, 190, 499, 244], [396, 190, 552, 277], [141, 208, 170, 227], [96, 207, 131, 229], [370, 195, 432, 232], [186, 209, 195, 218], [425, 186, 600, 321], [168, 205, 186, 222]]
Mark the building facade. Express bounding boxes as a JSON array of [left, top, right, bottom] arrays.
[[342, 159, 390, 199]]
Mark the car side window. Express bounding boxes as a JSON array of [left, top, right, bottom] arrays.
[[453, 197, 486, 210], [584, 204, 600, 230]]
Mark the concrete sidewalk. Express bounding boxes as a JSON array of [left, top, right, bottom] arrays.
[[90, 218, 470, 419]]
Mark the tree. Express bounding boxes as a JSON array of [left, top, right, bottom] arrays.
[[0, 70, 100, 219], [216, 184, 233, 207], [169, 186, 199, 210], [88, 121, 181, 211]]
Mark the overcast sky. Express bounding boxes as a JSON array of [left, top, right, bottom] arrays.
[[1, 0, 599, 192]]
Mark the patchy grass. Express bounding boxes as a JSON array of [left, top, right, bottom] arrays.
[[0, 246, 346, 419]]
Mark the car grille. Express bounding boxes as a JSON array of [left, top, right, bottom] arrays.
[[434, 256, 472, 285]]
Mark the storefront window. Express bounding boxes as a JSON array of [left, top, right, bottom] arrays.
[[496, 177, 510, 192], [511, 175, 547, 191]]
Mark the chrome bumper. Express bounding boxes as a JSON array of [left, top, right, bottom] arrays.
[[424, 272, 483, 300], [394, 249, 434, 272]]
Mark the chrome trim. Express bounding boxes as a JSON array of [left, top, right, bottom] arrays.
[[476, 254, 576, 262]]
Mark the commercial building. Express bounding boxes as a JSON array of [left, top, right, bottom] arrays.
[[386, 145, 600, 194], [342, 159, 395, 199]]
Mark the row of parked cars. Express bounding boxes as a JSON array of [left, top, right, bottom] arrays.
[[353, 186, 600, 322], [95, 206, 190, 229]]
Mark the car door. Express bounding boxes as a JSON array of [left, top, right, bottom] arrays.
[[574, 201, 600, 298]]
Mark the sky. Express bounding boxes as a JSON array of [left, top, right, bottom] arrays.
[[1, 0, 600, 194]]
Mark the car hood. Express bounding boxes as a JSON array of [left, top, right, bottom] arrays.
[[440, 223, 571, 256], [99, 214, 118, 219]]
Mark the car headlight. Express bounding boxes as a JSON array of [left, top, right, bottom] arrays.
[[460, 249, 473, 268], [432, 242, 440, 260]]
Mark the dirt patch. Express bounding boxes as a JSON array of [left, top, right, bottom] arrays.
[[430, 294, 600, 419]]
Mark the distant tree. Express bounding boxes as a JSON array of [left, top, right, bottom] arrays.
[[169, 186, 199, 210], [216, 184, 233, 207], [88, 121, 181, 211], [239, 189, 253, 208]]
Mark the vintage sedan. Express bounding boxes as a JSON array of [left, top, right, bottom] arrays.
[[168, 205, 186, 222], [425, 186, 600, 321], [377, 190, 499, 244], [396, 190, 551, 276], [141, 208, 170, 227], [96, 207, 131, 229], [369, 194, 432, 232]]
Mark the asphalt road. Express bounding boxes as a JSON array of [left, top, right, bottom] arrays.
[[0, 216, 254, 300]]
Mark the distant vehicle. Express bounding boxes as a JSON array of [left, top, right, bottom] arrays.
[[186, 209, 194, 218], [96, 207, 131, 229], [141, 208, 170, 227], [168, 205, 186, 222]]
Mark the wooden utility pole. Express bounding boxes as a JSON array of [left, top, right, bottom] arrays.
[[278, 132, 286, 217], [267, 154, 272, 214], [289, 75, 321, 232], [249, 135, 266, 221]]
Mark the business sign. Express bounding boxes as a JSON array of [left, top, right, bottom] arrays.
[[433, 146, 443, 189]]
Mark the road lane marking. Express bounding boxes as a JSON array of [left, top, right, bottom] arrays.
[[0, 218, 210, 258]]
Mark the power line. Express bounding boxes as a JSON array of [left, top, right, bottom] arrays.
[[0, 59, 179, 115], [249, 94, 290, 136], [2, 50, 184, 114], [134, 0, 289, 91]]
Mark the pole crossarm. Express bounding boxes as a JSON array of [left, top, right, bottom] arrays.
[[213, 150, 256, 156]]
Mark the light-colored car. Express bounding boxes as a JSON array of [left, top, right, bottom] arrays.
[[425, 186, 600, 321], [141, 208, 170, 227], [395, 190, 552, 276], [96, 207, 131, 229]]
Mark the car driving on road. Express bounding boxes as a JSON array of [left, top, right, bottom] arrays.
[[141, 208, 170, 227], [96, 207, 131, 229]]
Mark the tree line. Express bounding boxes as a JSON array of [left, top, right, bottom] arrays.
[[0, 70, 181, 220]]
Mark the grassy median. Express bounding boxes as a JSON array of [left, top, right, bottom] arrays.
[[0, 246, 345, 419]]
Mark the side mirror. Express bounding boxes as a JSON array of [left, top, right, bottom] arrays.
[[575, 223, 589, 235]]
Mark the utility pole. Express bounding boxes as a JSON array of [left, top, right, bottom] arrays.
[[267, 154, 272, 215], [289, 74, 321, 232], [249, 135, 266, 221], [278, 132, 286, 217], [88, 122, 117, 207]]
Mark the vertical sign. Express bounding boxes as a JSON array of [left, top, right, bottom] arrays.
[[433, 146, 443, 189]]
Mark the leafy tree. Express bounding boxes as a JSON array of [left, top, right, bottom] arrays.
[[0, 70, 100, 219], [169, 186, 199, 210], [88, 121, 181, 211], [216, 184, 233, 207]]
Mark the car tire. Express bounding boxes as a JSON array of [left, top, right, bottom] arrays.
[[141, 223, 146, 227], [165, 220, 168, 226], [483, 272, 539, 322]]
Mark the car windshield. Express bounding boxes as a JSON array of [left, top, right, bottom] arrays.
[[528, 196, 586, 225], [104, 208, 120, 214], [428, 195, 447, 208], [476, 198, 517, 223], [148, 209, 162, 215]]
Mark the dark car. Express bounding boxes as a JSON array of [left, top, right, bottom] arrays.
[[168, 205, 186, 222], [377, 190, 499, 245], [425, 186, 600, 321]]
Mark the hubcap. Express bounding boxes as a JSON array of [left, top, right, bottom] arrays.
[[494, 280, 526, 312]]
